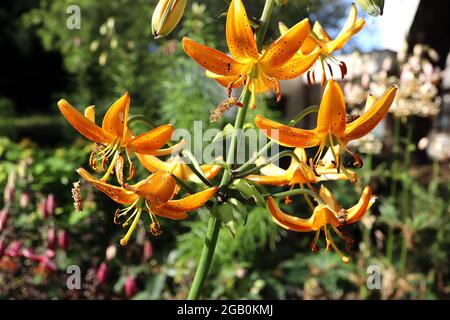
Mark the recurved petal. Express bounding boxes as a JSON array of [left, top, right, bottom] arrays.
[[205, 72, 244, 89], [58, 99, 110, 144], [312, 21, 331, 42], [126, 124, 174, 154], [182, 37, 246, 76], [161, 187, 217, 213], [255, 115, 322, 148], [255, 157, 287, 176], [346, 186, 375, 224], [260, 18, 310, 71], [317, 167, 357, 182], [134, 153, 171, 173], [327, 4, 365, 52], [77, 168, 138, 205], [343, 85, 397, 142], [278, 21, 289, 35], [318, 185, 340, 212], [152, 139, 186, 156], [152, 206, 188, 220], [317, 80, 347, 137], [102, 92, 130, 141], [267, 197, 313, 232], [84, 106, 96, 122], [226, 0, 259, 62], [200, 163, 223, 180], [264, 47, 320, 80], [246, 175, 291, 186]]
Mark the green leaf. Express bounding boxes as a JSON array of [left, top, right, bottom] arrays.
[[229, 198, 248, 225], [215, 202, 236, 237], [231, 179, 265, 207]]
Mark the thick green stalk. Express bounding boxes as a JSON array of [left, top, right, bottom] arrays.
[[187, 0, 276, 300], [187, 207, 221, 299]]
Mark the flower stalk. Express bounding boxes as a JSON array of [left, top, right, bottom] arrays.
[[187, 0, 276, 300]]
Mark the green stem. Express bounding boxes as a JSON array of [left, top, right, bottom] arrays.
[[187, 0, 276, 300], [187, 210, 221, 300]]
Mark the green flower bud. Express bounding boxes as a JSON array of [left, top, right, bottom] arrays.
[[356, 0, 384, 17], [152, 0, 188, 39]]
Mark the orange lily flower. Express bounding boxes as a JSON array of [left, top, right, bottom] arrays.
[[182, 0, 320, 108], [256, 80, 398, 174], [247, 148, 356, 205], [267, 185, 375, 263], [246, 148, 356, 187], [279, 4, 365, 85], [58, 93, 183, 182], [135, 153, 222, 183], [77, 168, 217, 246]]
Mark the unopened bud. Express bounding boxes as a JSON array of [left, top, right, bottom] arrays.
[[143, 240, 153, 261], [151, 0, 187, 39], [0, 208, 9, 231], [47, 228, 57, 250], [96, 262, 109, 285], [356, 0, 384, 16], [58, 230, 70, 251], [105, 245, 117, 261], [124, 275, 137, 298]]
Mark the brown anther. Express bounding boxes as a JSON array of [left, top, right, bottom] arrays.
[[306, 71, 312, 85], [346, 113, 360, 124], [71, 180, 84, 212], [345, 235, 355, 254], [311, 70, 316, 84], [353, 152, 364, 168], [309, 158, 320, 177], [150, 221, 162, 236], [310, 242, 319, 253], [327, 62, 334, 77], [113, 209, 122, 224], [339, 61, 347, 79]]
